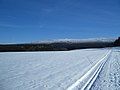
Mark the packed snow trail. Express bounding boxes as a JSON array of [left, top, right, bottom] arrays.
[[91, 48, 120, 90], [0, 49, 109, 90], [67, 50, 111, 90]]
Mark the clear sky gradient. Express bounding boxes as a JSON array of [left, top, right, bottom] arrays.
[[0, 0, 120, 43]]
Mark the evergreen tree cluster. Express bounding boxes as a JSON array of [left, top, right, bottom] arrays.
[[114, 37, 120, 46]]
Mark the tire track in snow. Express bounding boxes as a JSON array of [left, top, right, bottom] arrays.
[[67, 50, 111, 90]]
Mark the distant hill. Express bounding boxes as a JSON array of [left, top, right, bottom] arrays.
[[32, 38, 115, 44], [0, 38, 119, 52]]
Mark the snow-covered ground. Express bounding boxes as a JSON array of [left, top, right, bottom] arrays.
[[0, 48, 119, 90], [91, 48, 120, 90]]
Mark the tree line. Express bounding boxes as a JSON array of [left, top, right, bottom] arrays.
[[0, 37, 120, 52]]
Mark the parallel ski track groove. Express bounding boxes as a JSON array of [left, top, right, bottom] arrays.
[[67, 50, 111, 90]]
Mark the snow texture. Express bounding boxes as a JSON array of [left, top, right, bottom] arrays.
[[91, 48, 120, 90], [0, 48, 120, 90]]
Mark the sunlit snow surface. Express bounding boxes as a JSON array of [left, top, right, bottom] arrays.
[[90, 48, 120, 90], [0, 48, 119, 90]]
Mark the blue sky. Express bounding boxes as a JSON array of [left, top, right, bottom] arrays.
[[0, 0, 120, 43]]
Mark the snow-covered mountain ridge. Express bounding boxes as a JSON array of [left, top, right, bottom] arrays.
[[33, 38, 116, 44]]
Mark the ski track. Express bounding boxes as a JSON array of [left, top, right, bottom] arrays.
[[90, 48, 120, 90], [67, 50, 111, 90], [1, 48, 120, 90]]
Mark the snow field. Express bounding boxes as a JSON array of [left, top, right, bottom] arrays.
[[0, 49, 109, 90]]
